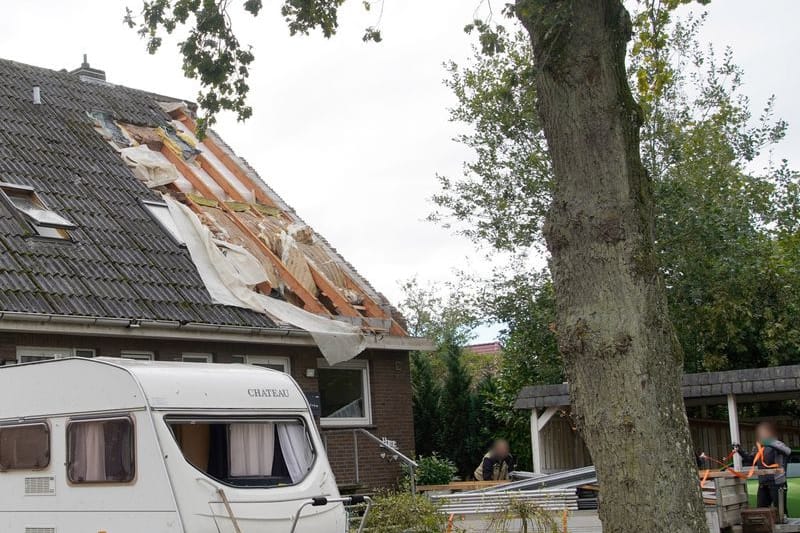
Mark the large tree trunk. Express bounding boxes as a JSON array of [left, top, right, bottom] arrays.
[[516, 1, 707, 532]]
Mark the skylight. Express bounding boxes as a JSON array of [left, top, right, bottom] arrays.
[[143, 200, 184, 245], [0, 183, 74, 240]]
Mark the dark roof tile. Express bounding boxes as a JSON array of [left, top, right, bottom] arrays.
[[0, 58, 278, 329]]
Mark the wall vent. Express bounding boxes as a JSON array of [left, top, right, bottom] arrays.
[[24, 476, 56, 496], [25, 528, 55, 533]]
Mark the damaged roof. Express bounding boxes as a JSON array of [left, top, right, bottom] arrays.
[[0, 58, 406, 335]]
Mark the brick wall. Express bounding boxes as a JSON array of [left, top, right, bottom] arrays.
[[0, 332, 414, 490], [321, 351, 415, 490]]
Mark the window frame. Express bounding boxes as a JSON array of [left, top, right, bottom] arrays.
[[0, 182, 75, 240], [65, 414, 136, 486], [0, 421, 51, 472], [244, 355, 291, 374], [182, 352, 213, 363], [164, 415, 317, 489], [317, 359, 372, 428], [141, 199, 185, 246], [120, 350, 154, 361], [16, 347, 94, 364]]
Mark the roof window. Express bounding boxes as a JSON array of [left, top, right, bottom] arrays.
[[0, 183, 74, 240], [142, 200, 185, 245]]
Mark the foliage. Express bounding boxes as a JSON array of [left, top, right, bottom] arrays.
[[430, 31, 548, 252], [127, 0, 383, 134], [438, 334, 478, 478], [411, 351, 442, 457], [360, 491, 450, 533], [436, 8, 800, 377], [481, 270, 561, 469], [414, 453, 457, 486], [401, 282, 515, 476], [485, 498, 559, 533], [632, 13, 800, 371], [398, 278, 479, 347]]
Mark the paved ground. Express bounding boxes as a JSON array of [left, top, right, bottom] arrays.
[[453, 510, 602, 532]]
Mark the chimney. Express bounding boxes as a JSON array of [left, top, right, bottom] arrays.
[[70, 54, 106, 81], [32, 86, 41, 105]]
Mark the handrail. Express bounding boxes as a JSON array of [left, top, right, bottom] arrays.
[[354, 428, 419, 469], [324, 427, 418, 493]]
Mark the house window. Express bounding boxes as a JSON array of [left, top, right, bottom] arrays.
[[0, 423, 50, 471], [143, 200, 184, 245], [120, 351, 154, 361], [182, 353, 212, 363], [67, 416, 134, 484], [0, 183, 75, 240], [243, 356, 290, 373], [317, 360, 371, 427], [16, 347, 94, 363]]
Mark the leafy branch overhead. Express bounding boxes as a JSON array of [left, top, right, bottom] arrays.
[[126, 0, 384, 134]]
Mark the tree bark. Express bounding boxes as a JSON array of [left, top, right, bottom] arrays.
[[515, 1, 707, 532]]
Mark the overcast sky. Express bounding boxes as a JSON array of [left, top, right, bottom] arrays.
[[1, 1, 797, 341]]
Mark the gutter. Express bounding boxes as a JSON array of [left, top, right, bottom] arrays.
[[0, 311, 435, 352]]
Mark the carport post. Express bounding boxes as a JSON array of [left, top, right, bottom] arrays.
[[530, 406, 559, 474], [727, 393, 743, 471]]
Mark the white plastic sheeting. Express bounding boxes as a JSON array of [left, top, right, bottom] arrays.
[[165, 196, 366, 365], [120, 145, 179, 188]]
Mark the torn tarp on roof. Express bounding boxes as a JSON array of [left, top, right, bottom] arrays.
[[165, 196, 366, 365], [87, 110, 130, 148], [120, 145, 179, 188]]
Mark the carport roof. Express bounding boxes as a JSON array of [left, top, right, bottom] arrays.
[[514, 364, 800, 409]]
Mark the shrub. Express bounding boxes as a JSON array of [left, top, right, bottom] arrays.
[[360, 491, 451, 533], [416, 454, 458, 486], [486, 498, 560, 533]]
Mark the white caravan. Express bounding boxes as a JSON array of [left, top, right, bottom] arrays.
[[0, 357, 369, 533]]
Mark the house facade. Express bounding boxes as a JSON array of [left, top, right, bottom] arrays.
[[0, 57, 428, 489]]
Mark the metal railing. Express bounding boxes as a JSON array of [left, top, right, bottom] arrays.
[[323, 428, 418, 493]]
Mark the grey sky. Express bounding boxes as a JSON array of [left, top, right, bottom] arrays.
[[1, 1, 797, 342]]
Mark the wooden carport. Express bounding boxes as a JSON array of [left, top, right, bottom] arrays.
[[515, 364, 800, 473]]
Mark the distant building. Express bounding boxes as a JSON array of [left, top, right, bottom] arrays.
[[465, 341, 503, 356]]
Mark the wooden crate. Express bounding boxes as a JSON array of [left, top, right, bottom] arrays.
[[715, 477, 749, 529], [741, 508, 776, 533]]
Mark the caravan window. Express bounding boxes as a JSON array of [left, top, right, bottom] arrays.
[[67, 417, 134, 484], [167, 418, 314, 488], [0, 423, 50, 471]]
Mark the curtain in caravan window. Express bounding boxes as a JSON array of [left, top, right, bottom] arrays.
[[70, 422, 106, 482], [277, 422, 313, 483], [229, 423, 275, 477]]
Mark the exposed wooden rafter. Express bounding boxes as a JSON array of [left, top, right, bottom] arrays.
[[164, 112, 408, 335], [160, 147, 328, 316], [173, 113, 281, 211]]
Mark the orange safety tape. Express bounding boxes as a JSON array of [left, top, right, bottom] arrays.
[[446, 513, 455, 533], [699, 442, 781, 487], [700, 469, 711, 489]]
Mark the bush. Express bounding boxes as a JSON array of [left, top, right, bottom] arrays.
[[486, 498, 559, 533], [360, 491, 450, 533], [416, 454, 458, 486]]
